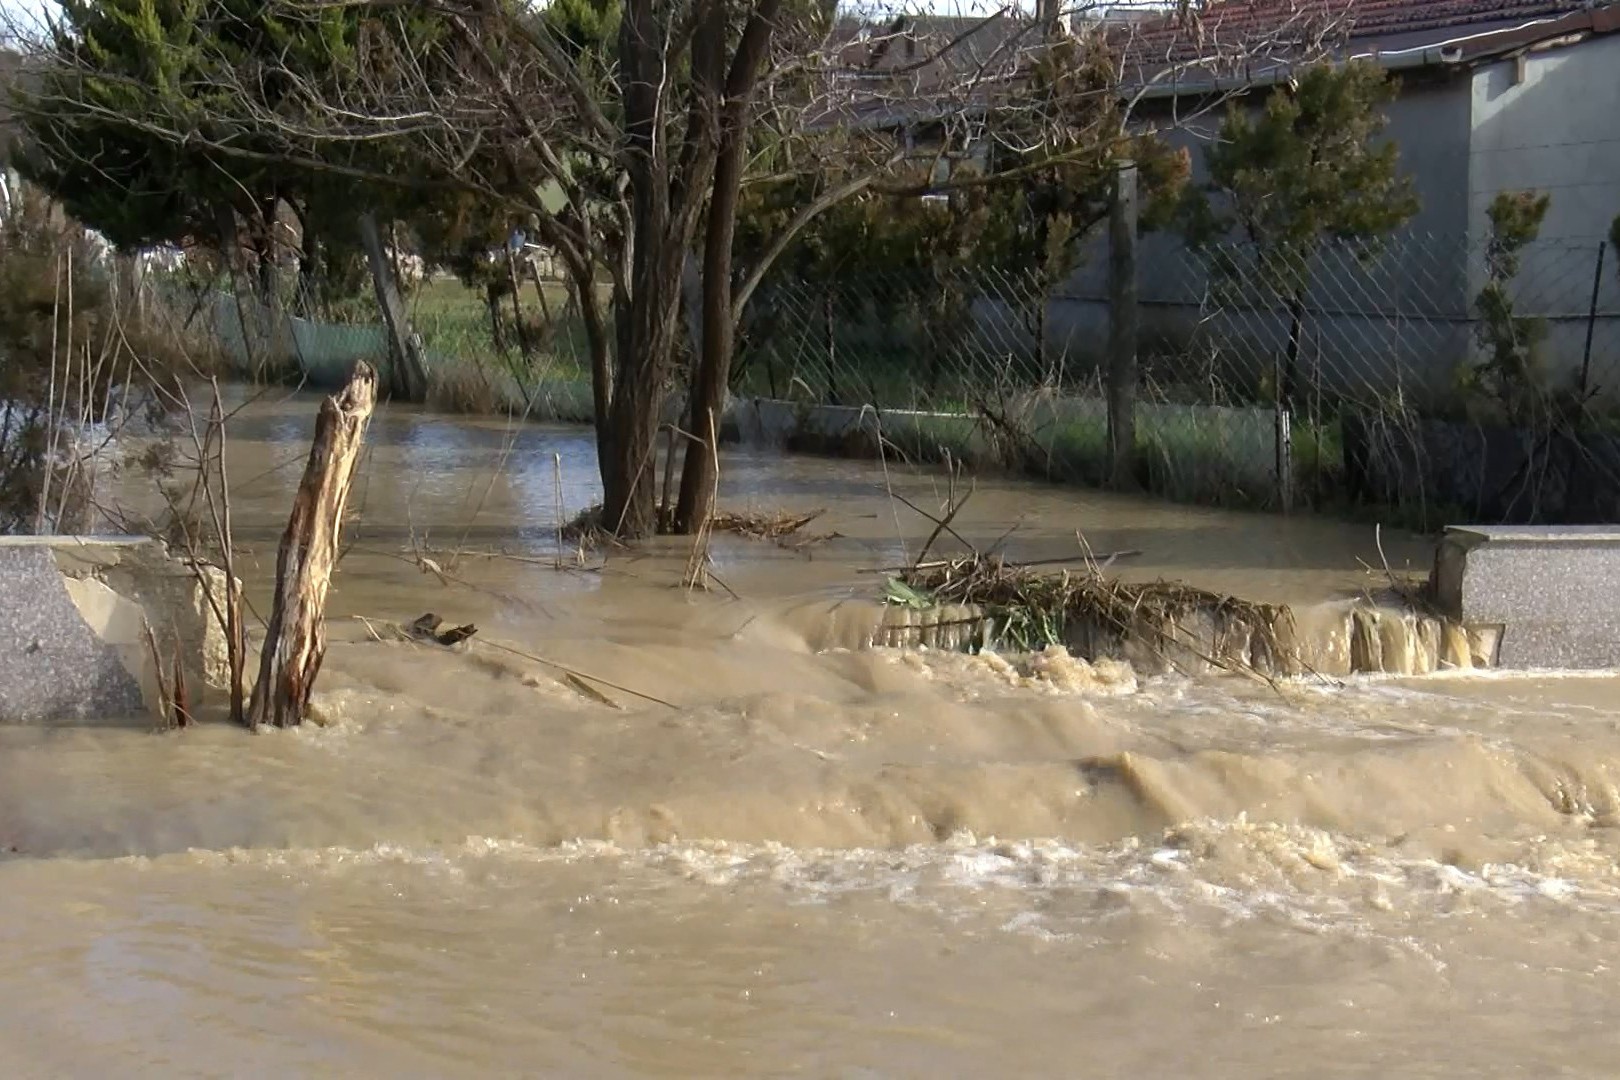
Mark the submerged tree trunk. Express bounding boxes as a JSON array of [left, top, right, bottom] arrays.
[[586, 0, 783, 539], [673, 132, 746, 534], [292, 200, 319, 314], [248, 363, 377, 729], [570, 257, 614, 471], [486, 284, 507, 352], [600, 258, 683, 537], [601, 0, 706, 539], [255, 194, 281, 307], [670, 0, 784, 535]]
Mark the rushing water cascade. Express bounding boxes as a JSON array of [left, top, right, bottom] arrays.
[[3, 391, 1619, 1077]]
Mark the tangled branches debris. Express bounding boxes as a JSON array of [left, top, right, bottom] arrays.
[[888, 554, 1295, 682]]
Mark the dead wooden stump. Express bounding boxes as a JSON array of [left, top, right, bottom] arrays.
[[247, 362, 377, 728]]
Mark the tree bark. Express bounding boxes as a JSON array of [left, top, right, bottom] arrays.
[[293, 201, 319, 313], [255, 194, 281, 307], [1106, 162, 1139, 490], [575, 264, 614, 469], [486, 284, 507, 351], [603, 0, 695, 539], [672, 135, 744, 533], [600, 273, 680, 537], [505, 246, 533, 357], [671, 0, 784, 534], [596, 0, 782, 539], [248, 363, 377, 729], [360, 211, 425, 401]]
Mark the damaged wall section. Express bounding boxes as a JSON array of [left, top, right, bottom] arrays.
[[0, 537, 232, 723]]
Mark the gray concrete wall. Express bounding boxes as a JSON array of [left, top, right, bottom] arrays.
[[1466, 37, 1620, 393], [1467, 36, 1620, 241], [1035, 75, 1479, 404], [0, 537, 232, 724]]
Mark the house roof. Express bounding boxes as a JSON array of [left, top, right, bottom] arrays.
[[814, 1, 1620, 129], [1121, 0, 1620, 97], [1125, 1, 1593, 58], [1122, 0, 1614, 66]]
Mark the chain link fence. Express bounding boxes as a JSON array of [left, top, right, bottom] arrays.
[[736, 232, 1620, 527], [178, 232, 1620, 528], [188, 272, 599, 422]]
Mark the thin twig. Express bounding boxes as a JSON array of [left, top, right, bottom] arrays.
[[140, 618, 172, 729], [889, 489, 976, 558], [912, 471, 974, 572], [552, 451, 565, 571], [860, 551, 1142, 575], [860, 406, 909, 568], [356, 616, 680, 711], [472, 637, 679, 709]]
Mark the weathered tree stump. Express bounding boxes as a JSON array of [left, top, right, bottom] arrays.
[[247, 363, 377, 728]]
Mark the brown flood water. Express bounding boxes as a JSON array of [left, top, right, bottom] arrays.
[[4, 390, 1620, 1077]]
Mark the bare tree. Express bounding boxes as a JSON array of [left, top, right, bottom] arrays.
[[12, 0, 1349, 538]]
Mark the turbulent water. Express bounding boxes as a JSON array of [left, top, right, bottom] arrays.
[[5, 390, 1620, 1077]]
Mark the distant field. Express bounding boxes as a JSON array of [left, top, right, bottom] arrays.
[[402, 274, 592, 389], [408, 274, 578, 322]]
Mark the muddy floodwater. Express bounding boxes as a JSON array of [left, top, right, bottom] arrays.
[[5, 390, 1620, 1077]]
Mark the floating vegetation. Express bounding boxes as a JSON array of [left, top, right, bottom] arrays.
[[707, 508, 828, 541], [560, 504, 830, 547], [559, 503, 614, 547]]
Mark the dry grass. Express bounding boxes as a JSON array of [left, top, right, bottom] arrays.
[[894, 554, 1294, 681], [559, 503, 615, 548], [426, 358, 504, 415]]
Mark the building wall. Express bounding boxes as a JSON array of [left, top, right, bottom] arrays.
[[1385, 69, 1476, 242], [1467, 35, 1620, 393], [1043, 73, 1478, 401], [975, 44, 1620, 407], [1468, 35, 1620, 240]]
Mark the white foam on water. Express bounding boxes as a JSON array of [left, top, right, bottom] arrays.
[[116, 816, 1620, 951]]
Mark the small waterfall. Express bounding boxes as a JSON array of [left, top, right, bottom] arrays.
[[875, 603, 990, 652], [861, 593, 1496, 679]]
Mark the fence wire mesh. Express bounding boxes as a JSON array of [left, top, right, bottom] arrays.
[[187, 230, 1620, 528], [190, 271, 599, 422], [738, 232, 1620, 526]]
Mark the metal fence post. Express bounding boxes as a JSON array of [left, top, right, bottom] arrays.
[[1275, 406, 1293, 513], [1107, 160, 1139, 489], [822, 284, 838, 405], [1580, 240, 1607, 397]]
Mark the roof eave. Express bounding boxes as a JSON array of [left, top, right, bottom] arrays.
[[1128, 5, 1620, 102]]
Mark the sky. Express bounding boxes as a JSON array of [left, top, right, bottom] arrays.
[[0, 0, 53, 41]]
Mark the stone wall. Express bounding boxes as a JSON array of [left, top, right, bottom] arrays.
[[0, 537, 233, 724]]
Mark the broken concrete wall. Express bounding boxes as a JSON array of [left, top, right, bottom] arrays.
[[0, 537, 233, 723], [1433, 525, 1620, 669]]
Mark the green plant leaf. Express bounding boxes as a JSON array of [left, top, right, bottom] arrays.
[[883, 577, 934, 609]]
